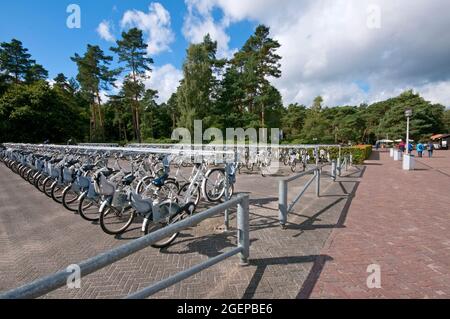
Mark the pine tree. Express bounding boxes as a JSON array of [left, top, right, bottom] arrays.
[[111, 28, 154, 143], [71, 45, 119, 141], [0, 39, 48, 84]]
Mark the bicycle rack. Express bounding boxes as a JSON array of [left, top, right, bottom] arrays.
[[0, 195, 250, 299]]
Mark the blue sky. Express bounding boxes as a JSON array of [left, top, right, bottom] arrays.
[[0, 1, 255, 81], [1, 1, 449, 107]]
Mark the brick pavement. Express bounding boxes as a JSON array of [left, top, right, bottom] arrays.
[[0, 160, 360, 299], [311, 150, 450, 299]]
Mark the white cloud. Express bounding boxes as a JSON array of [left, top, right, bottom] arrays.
[[97, 20, 115, 42], [182, 0, 236, 59], [197, 0, 450, 107], [121, 2, 175, 55], [143, 64, 183, 103]]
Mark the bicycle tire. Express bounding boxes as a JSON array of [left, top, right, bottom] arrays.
[[99, 204, 135, 235], [78, 193, 101, 222], [62, 185, 80, 212], [51, 181, 65, 204]]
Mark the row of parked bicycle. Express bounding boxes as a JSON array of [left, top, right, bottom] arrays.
[[0, 144, 235, 248]]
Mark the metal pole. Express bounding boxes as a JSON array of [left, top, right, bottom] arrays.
[[237, 195, 249, 266], [126, 247, 243, 299], [406, 116, 410, 155], [337, 157, 341, 177], [279, 180, 288, 228], [315, 169, 320, 197], [331, 160, 337, 181], [224, 164, 230, 231]]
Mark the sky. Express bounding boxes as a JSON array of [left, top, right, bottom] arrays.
[[1, 0, 449, 107]]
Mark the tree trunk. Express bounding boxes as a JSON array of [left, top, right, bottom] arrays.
[[135, 99, 142, 143]]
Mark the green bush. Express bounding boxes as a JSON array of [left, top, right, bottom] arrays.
[[326, 145, 372, 164]]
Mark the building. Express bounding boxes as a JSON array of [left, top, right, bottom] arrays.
[[431, 134, 450, 150]]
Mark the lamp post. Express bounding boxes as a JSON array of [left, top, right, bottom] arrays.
[[405, 109, 412, 154]]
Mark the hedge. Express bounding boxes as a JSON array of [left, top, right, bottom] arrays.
[[327, 145, 372, 164]]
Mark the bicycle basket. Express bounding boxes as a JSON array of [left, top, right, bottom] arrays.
[[96, 174, 115, 196], [78, 175, 90, 189], [112, 190, 129, 208], [50, 164, 59, 178], [63, 168, 74, 183]]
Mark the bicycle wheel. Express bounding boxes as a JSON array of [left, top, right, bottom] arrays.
[[100, 205, 135, 235], [144, 203, 190, 248], [62, 185, 80, 212], [43, 177, 54, 197], [35, 174, 45, 192], [157, 180, 179, 202], [78, 193, 101, 222], [177, 183, 200, 206], [204, 168, 227, 202], [51, 182, 65, 204], [291, 161, 297, 173]]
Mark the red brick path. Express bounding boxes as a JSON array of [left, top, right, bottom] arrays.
[[311, 150, 450, 298]]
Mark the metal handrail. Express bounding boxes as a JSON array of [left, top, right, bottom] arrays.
[[0, 195, 250, 299], [278, 164, 330, 227]]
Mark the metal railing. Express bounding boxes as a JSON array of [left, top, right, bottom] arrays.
[[0, 195, 250, 299], [279, 164, 327, 227], [78, 143, 119, 147], [337, 155, 352, 176], [278, 155, 354, 227]]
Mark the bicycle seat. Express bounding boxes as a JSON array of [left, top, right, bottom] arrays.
[[96, 167, 114, 178], [122, 174, 136, 186], [66, 159, 79, 167], [152, 173, 169, 187], [130, 192, 152, 214], [82, 164, 96, 171]]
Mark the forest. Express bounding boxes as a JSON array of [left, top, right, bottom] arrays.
[[1, 25, 449, 145]]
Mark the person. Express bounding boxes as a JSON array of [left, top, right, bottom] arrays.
[[375, 142, 380, 150], [427, 141, 434, 158], [408, 143, 413, 155], [398, 140, 406, 153], [416, 142, 424, 158]]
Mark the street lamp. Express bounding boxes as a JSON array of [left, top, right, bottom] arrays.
[[405, 109, 412, 154]]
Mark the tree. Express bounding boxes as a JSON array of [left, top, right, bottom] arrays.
[[0, 39, 48, 84], [312, 96, 323, 112], [0, 81, 88, 143], [25, 63, 48, 83], [71, 45, 118, 141], [281, 103, 307, 140], [444, 109, 450, 133], [177, 34, 221, 132], [111, 28, 154, 143], [377, 91, 445, 141], [232, 25, 282, 126], [300, 98, 333, 143]]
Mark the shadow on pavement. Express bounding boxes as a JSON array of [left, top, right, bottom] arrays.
[[242, 255, 333, 299]]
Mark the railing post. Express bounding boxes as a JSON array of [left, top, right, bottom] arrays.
[[278, 179, 288, 228], [331, 160, 337, 181], [315, 169, 320, 197], [224, 165, 230, 231], [337, 157, 342, 177], [237, 195, 249, 266]]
